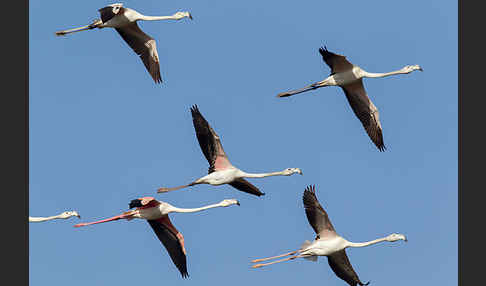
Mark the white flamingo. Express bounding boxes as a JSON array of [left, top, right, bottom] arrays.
[[157, 105, 303, 196], [55, 3, 193, 83], [74, 196, 239, 278], [251, 185, 407, 286], [277, 46, 423, 151]]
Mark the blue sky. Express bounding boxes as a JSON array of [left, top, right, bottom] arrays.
[[29, 1, 457, 285]]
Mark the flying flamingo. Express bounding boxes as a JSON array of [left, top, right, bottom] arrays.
[[251, 185, 407, 286], [29, 210, 80, 222], [74, 196, 239, 278], [277, 46, 423, 151], [157, 105, 303, 197], [55, 3, 193, 83]]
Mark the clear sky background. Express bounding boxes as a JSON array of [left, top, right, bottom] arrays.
[[29, 1, 457, 285]]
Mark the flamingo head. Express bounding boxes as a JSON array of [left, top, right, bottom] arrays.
[[386, 233, 408, 242], [219, 199, 240, 207], [402, 65, 423, 73], [129, 197, 158, 209], [173, 11, 193, 20], [282, 168, 303, 176], [59, 211, 81, 219]]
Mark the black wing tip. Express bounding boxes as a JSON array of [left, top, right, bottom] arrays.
[[318, 46, 330, 55], [368, 126, 386, 152], [360, 280, 371, 286], [154, 75, 162, 84], [181, 271, 189, 279], [190, 104, 201, 114], [303, 185, 317, 205], [304, 184, 316, 194], [246, 189, 265, 197], [190, 105, 207, 122], [229, 181, 265, 197], [248, 190, 265, 197], [152, 64, 162, 83], [375, 134, 386, 152]]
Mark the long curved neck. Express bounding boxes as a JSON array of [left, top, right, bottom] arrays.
[[361, 68, 407, 79], [345, 237, 389, 248], [139, 15, 179, 21], [240, 170, 287, 178], [29, 214, 63, 222], [169, 203, 225, 214]]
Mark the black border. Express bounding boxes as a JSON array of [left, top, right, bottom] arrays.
[[3, 1, 28, 284], [459, 1, 481, 285]]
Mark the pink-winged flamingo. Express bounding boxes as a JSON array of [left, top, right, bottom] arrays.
[[74, 196, 239, 278], [277, 47, 423, 151], [157, 105, 303, 197], [251, 185, 407, 286], [55, 3, 193, 83], [29, 210, 80, 222]]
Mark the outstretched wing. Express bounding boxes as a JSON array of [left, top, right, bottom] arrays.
[[341, 80, 386, 151], [115, 22, 162, 83], [147, 217, 188, 278], [327, 250, 369, 286], [229, 178, 265, 197], [190, 105, 233, 173], [302, 185, 336, 238], [319, 47, 354, 74]]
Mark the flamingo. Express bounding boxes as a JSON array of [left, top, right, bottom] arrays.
[[277, 46, 423, 151], [251, 185, 407, 286], [157, 105, 303, 197], [29, 210, 80, 222], [74, 196, 239, 278], [55, 3, 193, 83]]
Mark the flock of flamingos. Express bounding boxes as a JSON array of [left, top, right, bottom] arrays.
[[30, 3, 423, 285]]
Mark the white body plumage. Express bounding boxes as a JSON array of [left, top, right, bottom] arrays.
[[300, 236, 348, 257], [196, 168, 241, 185]]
